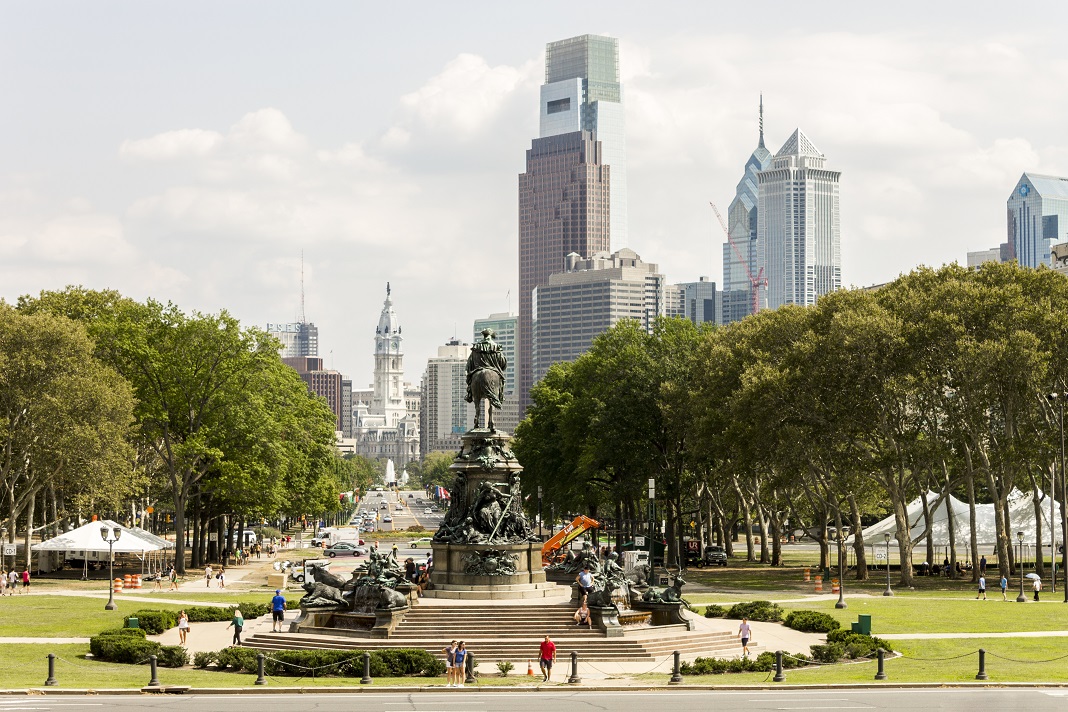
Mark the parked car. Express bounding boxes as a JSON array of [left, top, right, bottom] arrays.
[[410, 537, 434, 549], [703, 545, 728, 567], [324, 542, 367, 558], [380, 503, 388, 509]]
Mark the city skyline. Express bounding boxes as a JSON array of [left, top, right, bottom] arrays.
[[3, 2, 1068, 386]]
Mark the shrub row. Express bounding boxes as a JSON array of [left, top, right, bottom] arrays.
[[783, 610, 841, 633], [703, 604, 727, 618], [89, 629, 187, 667], [194, 647, 445, 677], [681, 651, 811, 675], [702, 601, 784, 621]]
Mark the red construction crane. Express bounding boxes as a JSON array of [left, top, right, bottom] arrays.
[[711, 201, 766, 316]]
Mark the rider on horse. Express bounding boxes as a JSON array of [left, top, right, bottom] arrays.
[[466, 328, 507, 430]]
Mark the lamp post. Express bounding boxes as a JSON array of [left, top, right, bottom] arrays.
[[1016, 531, 1027, 603], [100, 525, 122, 611], [835, 530, 847, 609], [883, 533, 893, 597], [648, 478, 656, 569], [537, 486, 543, 540]]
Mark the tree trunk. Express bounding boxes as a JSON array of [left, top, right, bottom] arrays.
[[23, 492, 35, 571], [892, 495, 915, 587], [965, 457, 980, 584], [848, 494, 868, 581]]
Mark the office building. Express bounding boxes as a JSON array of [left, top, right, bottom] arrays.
[[267, 322, 318, 358], [473, 312, 519, 433], [420, 339, 473, 455], [350, 284, 420, 468], [758, 129, 841, 309], [1006, 174, 1068, 269], [966, 244, 1010, 268], [671, 277, 719, 326], [532, 248, 664, 384], [282, 356, 345, 433], [722, 99, 773, 324]]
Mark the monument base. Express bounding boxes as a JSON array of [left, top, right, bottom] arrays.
[[290, 606, 408, 638], [631, 600, 694, 630], [426, 541, 557, 599]]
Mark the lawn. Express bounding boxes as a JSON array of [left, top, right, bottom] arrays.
[[0, 596, 189, 638]]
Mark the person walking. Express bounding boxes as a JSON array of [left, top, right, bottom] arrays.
[[442, 640, 457, 687], [1000, 575, 1008, 601], [217, 567, 226, 589], [8, 569, 16, 594], [738, 617, 752, 657], [453, 642, 468, 688], [977, 575, 987, 600], [204, 564, 213, 588], [20, 569, 29, 593], [1033, 577, 1042, 601], [168, 566, 178, 591], [0, 570, 6, 597], [539, 634, 557, 682], [177, 611, 190, 645], [228, 608, 244, 646], [153, 570, 163, 591], [271, 589, 287, 632]]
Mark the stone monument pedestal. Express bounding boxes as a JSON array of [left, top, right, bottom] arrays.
[[426, 540, 557, 599]]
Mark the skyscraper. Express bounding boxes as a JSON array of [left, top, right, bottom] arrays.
[[671, 277, 719, 326], [473, 312, 519, 433], [722, 99, 773, 324], [1006, 173, 1068, 269], [267, 322, 319, 358], [420, 339, 473, 455], [532, 248, 664, 384], [518, 131, 610, 413], [758, 129, 841, 309]]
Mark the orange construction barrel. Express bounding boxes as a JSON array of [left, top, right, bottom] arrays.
[[815, 575, 823, 592], [803, 567, 811, 582], [133, 574, 142, 589], [123, 574, 132, 589], [832, 579, 840, 594], [113, 578, 124, 593]]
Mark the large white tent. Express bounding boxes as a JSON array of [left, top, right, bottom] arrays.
[[32, 520, 166, 554]]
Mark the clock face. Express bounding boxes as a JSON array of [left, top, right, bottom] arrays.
[[1019, 184, 1030, 197]]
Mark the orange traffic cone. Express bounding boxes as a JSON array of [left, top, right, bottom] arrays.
[[527, 660, 534, 676]]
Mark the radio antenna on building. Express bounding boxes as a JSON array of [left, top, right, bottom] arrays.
[[299, 250, 306, 324]]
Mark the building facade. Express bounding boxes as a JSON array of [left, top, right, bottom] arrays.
[[1006, 174, 1068, 269], [518, 130, 611, 413], [267, 322, 318, 358], [758, 129, 841, 310], [671, 277, 719, 326], [420, 340, 473, 456], [473, 312, 519, 433], [966, 243, 1010, 268], [282, 356, 345, 432], [532, 248, 664, 384], [722, 100, 773, 324]]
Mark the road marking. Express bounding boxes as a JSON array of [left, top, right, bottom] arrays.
[[775, 708, 872, 710]]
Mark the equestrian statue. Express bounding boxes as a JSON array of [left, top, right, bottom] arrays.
[[466, 328, 507, 431]]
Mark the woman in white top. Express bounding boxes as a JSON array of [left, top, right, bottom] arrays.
[[177, 610, 190, 645]]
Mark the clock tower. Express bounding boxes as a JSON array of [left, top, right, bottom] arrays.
[[372, 283, 407, 427]]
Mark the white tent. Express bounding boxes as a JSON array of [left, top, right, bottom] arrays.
[[32, 519, 165, 554]]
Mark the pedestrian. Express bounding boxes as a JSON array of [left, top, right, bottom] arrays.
[[228, 608, 244, 646], [573, 599, 592, 628], [539, 634, 557, 682], [0, 570, 7, 596], [177, 610, 190, 645], [576, 566, 594, 599], [204, 564, 213, 588], [217, 567, 226, 589], [453, 642, 468, 688], [271, 589, 287, 632], [738, 617, 752, 657], [153, 570, 163, 591], [168, 566, 178, 591], [977, 575, 987, 600], [1033, 577, 1042, 601], [442, 640, 457, 686], [9, 569, 18, 594], [979, 555, 987, 575], [20, 568, 29, 593], [1000, 575, 1008, 601]]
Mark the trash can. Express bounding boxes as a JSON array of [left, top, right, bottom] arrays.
[[850, 614, 871, 635], [127, 617, 139, 629]]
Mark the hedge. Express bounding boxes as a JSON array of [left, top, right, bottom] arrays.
[[703, 604, 728, 618], [681, 651, 811, 675], [158, 645, 189, 668], [124, 610, 178, 635], [203, 647, 445, 677], [783, 610, 841, 633], [826, 629, 894, 656], [125, 601, 282, 631], [726, 600, 783, 622], [90, 631, 161, 664]]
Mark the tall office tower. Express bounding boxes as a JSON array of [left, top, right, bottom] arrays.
[[758, 129, 841, 309], [540, 34, 627, 245], [518, 130, 610, 413], [371, 283, 407, 428], [722, 100, 773, 324], [1006, 174, 1068, 268], [671, 277, 719, 326], [532, 249, 664, 384], [340, 379, 353, 437], [473, 312, 519, 433], [267, 322, 319, 358], [420, 339, 473, 455], [282, 356, 344, 432]]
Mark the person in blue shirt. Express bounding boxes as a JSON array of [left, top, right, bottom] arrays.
[[271, 589, 287, 632], [452, 642, 468, 688]]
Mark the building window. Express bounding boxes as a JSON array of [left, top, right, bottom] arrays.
[[547, 98, 571, 114]]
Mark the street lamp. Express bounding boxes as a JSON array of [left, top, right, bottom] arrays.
[[648, 478, 656, 569], [100, 525, 122, 611], [537, 486, 543, 540], [1016, 531, 1027, 603], [835, 529, 847, 609], [883, 533, 894, 597]]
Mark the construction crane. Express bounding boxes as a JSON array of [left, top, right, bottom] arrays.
[[710, 201, 766, 316], [541, 515, 599, 566]]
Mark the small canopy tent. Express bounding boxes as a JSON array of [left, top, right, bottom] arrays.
[[32, 520, 166, 576]]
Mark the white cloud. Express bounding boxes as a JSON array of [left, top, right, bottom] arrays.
[[120, 128, 223, 160]]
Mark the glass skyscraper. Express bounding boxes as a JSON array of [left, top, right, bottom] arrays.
[[539, 34, 627, 246], [1006, 173, 1068, 268], [758, 129, 841, 309]]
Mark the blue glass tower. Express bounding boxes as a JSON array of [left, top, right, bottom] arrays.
[[1006, 174, 1068, 268]]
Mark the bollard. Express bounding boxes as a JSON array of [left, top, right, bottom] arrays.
[[464, 653, 475, 685], [45, 653, 58, 687], [669, 650, 683, 684], [975, 648, 988, 681], [147, 655, 160, 687], [773, 650, 785, 682], [874, 648, 887, 680], [567, 651, 581, 684], [255, 653, 267, 685], [360, 651, 372, 685]]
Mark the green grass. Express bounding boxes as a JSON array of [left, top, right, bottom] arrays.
[[0, 596, 189, 638], [778, 596, 1068, 635], [648, 638, 1068, 685]]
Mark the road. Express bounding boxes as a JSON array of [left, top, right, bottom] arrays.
[[3, 689, 1066, 711]]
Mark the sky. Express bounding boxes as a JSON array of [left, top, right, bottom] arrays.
[[3, 1, 1068, 387]]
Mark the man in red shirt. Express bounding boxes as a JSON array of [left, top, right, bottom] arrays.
[[538, 634, 557, 682]]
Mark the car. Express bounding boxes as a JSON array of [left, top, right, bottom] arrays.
[[382, 514, 393, 523], [703, 545, 728, 567], [395, 505, 404, 511], [410, 537, 434, 549], [423, 507, 433, 515], [408, 493, 414, 498], [363, 523, 375, 532], [324, 542, 367, 558], [380, 503, 388, 509]]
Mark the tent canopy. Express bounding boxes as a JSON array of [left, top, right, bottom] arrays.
[[31, 520, 165, 553]]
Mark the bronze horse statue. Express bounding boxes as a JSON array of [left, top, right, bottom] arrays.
[[466, 329, 507, 430]]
